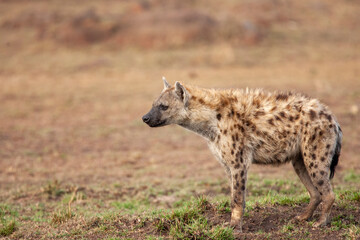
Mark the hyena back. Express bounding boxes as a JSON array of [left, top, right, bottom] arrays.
[[142, 78, 342, 232]]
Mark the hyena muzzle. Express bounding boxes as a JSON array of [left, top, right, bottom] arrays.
[[142, 77, 342, 232]]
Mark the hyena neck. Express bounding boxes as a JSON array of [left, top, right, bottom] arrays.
[[178, 86, 219, 141], [179, 118, 217, 141]]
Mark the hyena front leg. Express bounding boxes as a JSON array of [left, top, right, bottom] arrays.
[[229, 149, 251, 232], [230, 167, 247, 232], [292, 156, 321, 221]]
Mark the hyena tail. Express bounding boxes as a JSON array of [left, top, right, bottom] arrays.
[[330, 126, 342, 179]]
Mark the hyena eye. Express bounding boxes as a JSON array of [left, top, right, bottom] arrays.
[[159, 104, 169, 111]]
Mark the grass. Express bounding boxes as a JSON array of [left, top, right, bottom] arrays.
[[0, 221, 16, 237], [153, 196, 234, 240], [343, 170, 360, 183], [1, 175, 359, 239], [0, 204, 18, 237]]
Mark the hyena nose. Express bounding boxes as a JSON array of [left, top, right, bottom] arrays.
[[142, 115, 150, 123]]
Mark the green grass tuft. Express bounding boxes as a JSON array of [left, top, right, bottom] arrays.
[[0, 204, 18, 237], [0, 220, 16, 237], [153, 196, 233, 240], [216, 199, 231, 213]]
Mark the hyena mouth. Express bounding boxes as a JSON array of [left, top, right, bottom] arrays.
[[150, 120, 166, 128]]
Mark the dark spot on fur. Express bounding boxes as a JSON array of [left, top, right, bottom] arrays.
[[279, 111, 286, 118], [240, 125, 245, 133], [253, 99, 260, 108], [311, 153, 316, 160], [295, 114, 300, 120], [321, 157, 325, 162], [325, 151, 328, 156], [275, 115, 282, 121], [241, 179, 245, 184], [236, 112, 240, 119], [304, 152, 307, 157], [234, 163, 240, 169], [268, 119, 274, 126], [198, 98, 205, 104], [231, 150, 234, 155], [276, 93, 289, 101], [326, 114, 332, 122], [254, 111, 265, 118], [271, 106, 277, 111], [216, 113, 222, 120], [319, 131, 323, 136], [318, 180, 324, 186], [241, 170, 244, 177], [314, 164, 318, 169], [220, 98, 229, 107], [224, 130, 227, 135], [305, 122, 309, 127], [232, 143, 236, 149], [313, 145, 317, 150], [309, 162, 314, 168], [326, 144, 331, 149], [241, 186, 245, 191], [312, 173, 316, 178], [320, 171, 325, 175], [289, 116, 294, 122], [309, 110, 317, 120], [309, 134, 316, 143], [329, 124, 333, 128], [235, 133, 239, 141]]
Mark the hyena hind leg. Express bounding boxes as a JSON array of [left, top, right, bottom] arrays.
[[304, 157, 335, 227], [292, 157, 321, 221]]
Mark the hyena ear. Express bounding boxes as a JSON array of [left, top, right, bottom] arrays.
[[175, 81, 189, 107], [162, 76, 171, 90]]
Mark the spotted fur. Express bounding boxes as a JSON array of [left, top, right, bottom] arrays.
[[142, 79, 342, 232]]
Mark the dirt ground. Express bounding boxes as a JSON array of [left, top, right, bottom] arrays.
[[0, 0, 359, 239]]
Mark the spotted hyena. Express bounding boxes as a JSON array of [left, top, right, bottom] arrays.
[[142, 77, 342, 232]]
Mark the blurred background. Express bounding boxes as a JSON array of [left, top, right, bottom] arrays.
[[0, 0, 359, 238]]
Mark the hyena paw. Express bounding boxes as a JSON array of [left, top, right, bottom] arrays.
[[229, 220, 242, 233], [294, 214, 309, 222], [313, 218, 329, 228]]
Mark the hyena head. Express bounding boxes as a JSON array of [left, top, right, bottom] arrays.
[[142, 77, 190, 128]]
